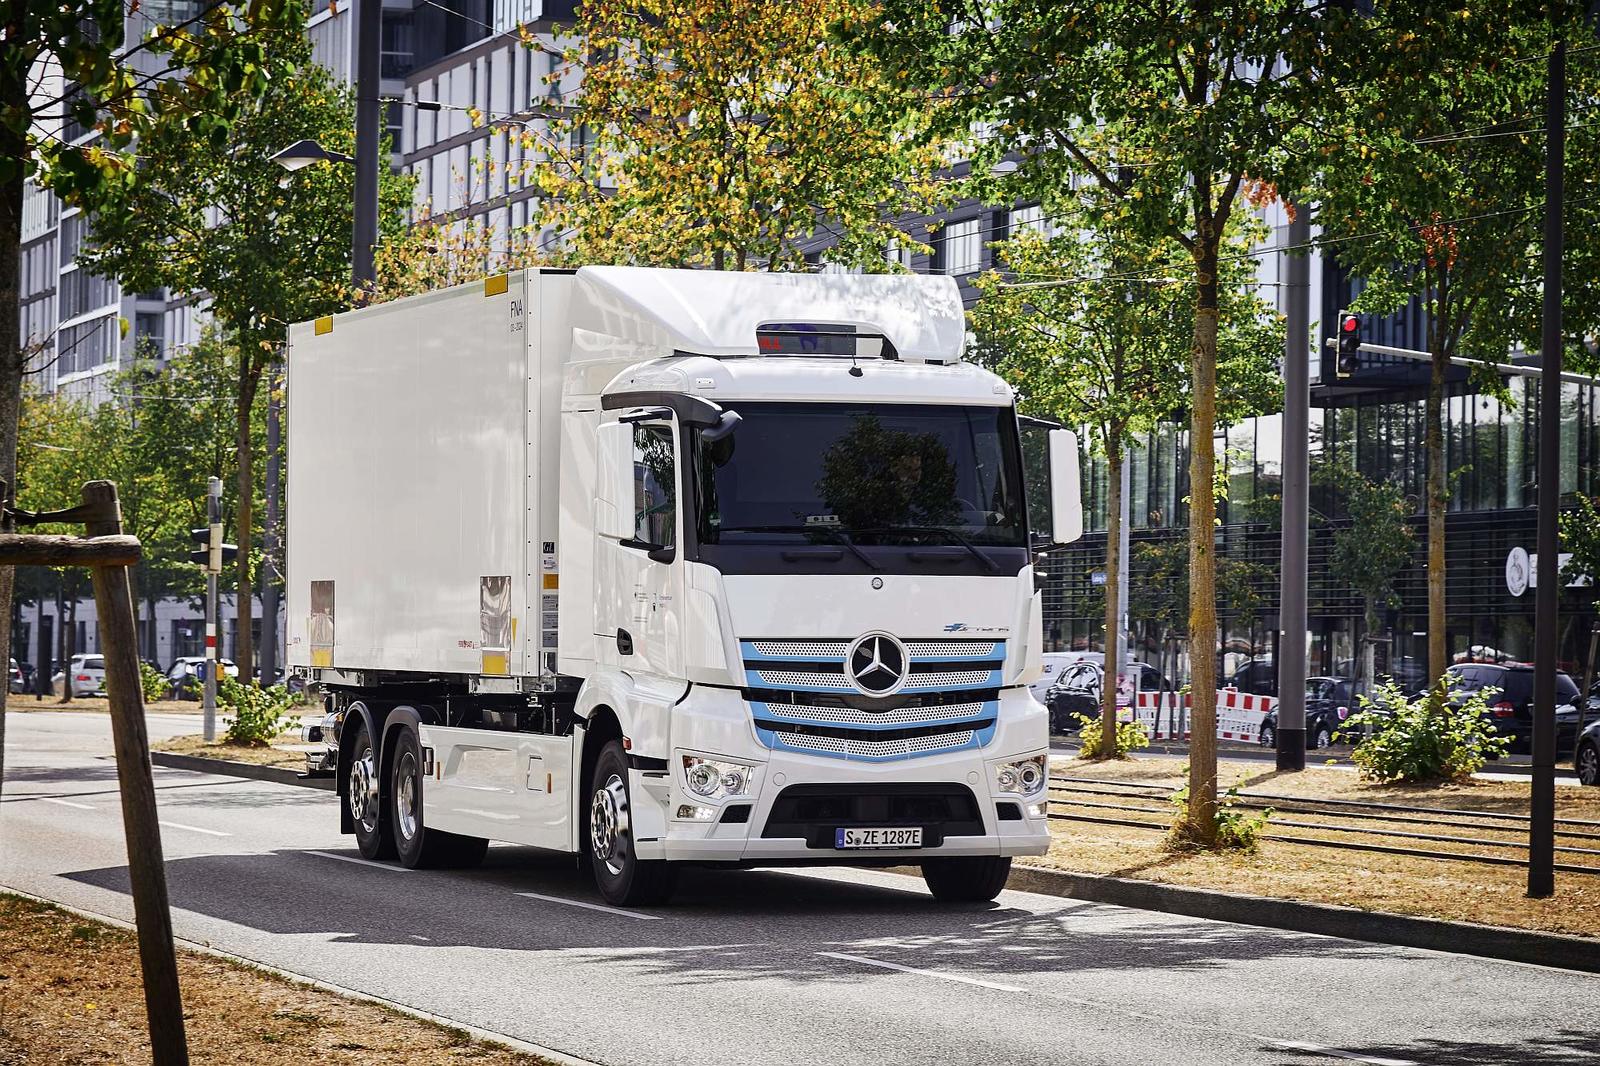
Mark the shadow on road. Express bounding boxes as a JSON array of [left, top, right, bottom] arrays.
[[1268, 1030, 1598, 1066]]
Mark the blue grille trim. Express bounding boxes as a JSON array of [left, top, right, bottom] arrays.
[[749, 700, 997, 733], [752, 720, 998, 762]]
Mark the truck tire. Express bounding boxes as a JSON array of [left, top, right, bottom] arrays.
[[347, 715, 395, 860], [588, 740, 676, 906], [390, 727, 488, 869], [921, 856, 1012, 903]]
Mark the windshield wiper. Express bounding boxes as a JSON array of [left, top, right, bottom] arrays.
[[712, 524, 881, 570], [849, 525, 1000, 573]]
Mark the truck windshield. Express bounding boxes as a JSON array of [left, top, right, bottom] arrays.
[[692, 401, 1028, 575]]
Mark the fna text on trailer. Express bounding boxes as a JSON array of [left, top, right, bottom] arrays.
[[286, 266, 1084, 905]]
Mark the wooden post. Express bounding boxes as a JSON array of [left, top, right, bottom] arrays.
[[82, 481, 191, 1066]]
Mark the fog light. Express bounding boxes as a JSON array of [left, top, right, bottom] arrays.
[[1026, 801, 1048, 818], [676, 804, 715, 821]]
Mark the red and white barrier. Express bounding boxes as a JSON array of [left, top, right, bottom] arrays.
[[1121, 688, 1276, 743]]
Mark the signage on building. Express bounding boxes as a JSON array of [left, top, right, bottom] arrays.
[[1506, 546, 1589, 596]]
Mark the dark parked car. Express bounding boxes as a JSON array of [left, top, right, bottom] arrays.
[[1259, 676, 1354, 750], [1439, 663, 1584, 755], [1576, 718, 1600, 786], [1044, 659, 1167, 734], [1226, 659, 1276, 697]]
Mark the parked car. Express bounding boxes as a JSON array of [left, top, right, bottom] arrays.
[[1439, 663, 1584, 755], [166, 656, 239, 699], [1225, 658, 1276, 697], [1576, 718, 1599, 786], [8, 657, 22, 694], [1030, 651, 1092, 703], [1044, 658, 1167, 734], [51, 654, 106, 697], [1258, 676, 1354, 750]]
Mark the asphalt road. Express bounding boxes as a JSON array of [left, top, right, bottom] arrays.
[[5, 710, 1597, 1066]]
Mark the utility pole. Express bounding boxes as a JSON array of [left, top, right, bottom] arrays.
[[260, 371, 281, 687], [1529, 37, 1565, 900], [1276, 204, 1311, 769], [352, 0, 381, 294], [203, 477, 222, 742]]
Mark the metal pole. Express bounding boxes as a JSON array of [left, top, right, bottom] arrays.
[[202, 477, 221, 741], [259, 371, 281, 687], [1276, 205, 1311, 769], [352, 0, 381, 295], [1530, 37, 1564, 900], [1118, 453, 1131, 709]]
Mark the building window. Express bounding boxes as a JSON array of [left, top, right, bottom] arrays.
[[1009, 204, 1046, 236], [885, 238, 914, 271], [381, 13, 416, 79], [57, 316, 117, 376], [938, 218, 982, 276]]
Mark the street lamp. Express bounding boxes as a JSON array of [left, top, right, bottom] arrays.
[[269, 139, 356, 172]]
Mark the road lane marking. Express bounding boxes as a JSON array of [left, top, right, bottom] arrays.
[[40, 797, 95, 810], [307, 850, 411, 873], [818, 951, 1025, 992], [159, 820, 231, 837], [1264, 1041, 1418, 1066], [515, 891, 663, 921]]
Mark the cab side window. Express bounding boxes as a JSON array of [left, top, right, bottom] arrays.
[[632, 424, 677, 548]]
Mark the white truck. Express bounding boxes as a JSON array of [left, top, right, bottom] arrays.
[[286, 266, 1083, 905]]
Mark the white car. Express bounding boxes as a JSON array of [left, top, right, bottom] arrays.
[[52, 654, 106, 697]]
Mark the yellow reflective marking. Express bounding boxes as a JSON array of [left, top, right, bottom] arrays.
[[313, 316, 334, 335], [483, 274, 508, 297]]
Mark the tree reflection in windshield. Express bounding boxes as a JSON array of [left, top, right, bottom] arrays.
[[816, 416, 960, 530]]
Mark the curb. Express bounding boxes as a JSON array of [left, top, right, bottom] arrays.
[[151, 751, 333, 791], [1007, 863, 1600, 975]]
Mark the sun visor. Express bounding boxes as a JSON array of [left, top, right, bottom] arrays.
[[569, 266, 966, 363]]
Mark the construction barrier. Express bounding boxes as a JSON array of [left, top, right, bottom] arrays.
[[1121, 688, 1276, 743]]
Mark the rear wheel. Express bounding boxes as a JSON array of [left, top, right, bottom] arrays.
[[1259, 722, 1276, 748], [1311, 724, 1332, 750], [391, 727, 488, 869], [922, 855, 1012, 903], [1577, 741, 1600, 787], [347, 716, 394, 861], [588, 740, 676, 906]]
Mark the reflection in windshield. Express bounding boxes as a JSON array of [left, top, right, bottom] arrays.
[[694, 402, 1026, 550]]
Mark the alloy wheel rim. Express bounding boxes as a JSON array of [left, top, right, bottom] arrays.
[[590, 773, 631, 876], [349, 746, 379, 832], [397, 752, 419, 841], [1581, 745, 1599, 784]]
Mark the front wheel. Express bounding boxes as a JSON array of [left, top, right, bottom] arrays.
[[1311, 725, 1332, 750], [922, 855, 1011, 903], [1259, 722, 1276, 748], [1577, 741, 1600, 787], [588, 741, 677, 906], [391, 727, 488, 869]]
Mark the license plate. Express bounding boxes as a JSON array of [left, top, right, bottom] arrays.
[[835, 827, 922, 849]]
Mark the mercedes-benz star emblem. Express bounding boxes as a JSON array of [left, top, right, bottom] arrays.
[[846, 632, 908, 696]]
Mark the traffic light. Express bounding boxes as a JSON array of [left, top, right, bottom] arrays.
[[1336, 310, 1362, 378], [188, 527, 211, 567], [187, 526, 237, 571]]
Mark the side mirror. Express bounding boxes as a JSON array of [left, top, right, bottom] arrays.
[[1048, 428, 1083, 545], [595, 420, 635, 541]]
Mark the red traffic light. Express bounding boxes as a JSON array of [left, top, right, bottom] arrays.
[[1341, 315, 1359, 333]]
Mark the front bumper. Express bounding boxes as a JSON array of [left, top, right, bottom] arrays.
[[633, 685, 1052, 863]]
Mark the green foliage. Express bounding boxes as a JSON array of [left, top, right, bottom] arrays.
[[139, 662, 169, 704], [1318, 461, 1416, 631], [1343, 681, 1508, 785], [1560, 496, 1600, 588], [1167, 784, 1272, 854], [1074, 713, 1149, 760], [218, 676, 298, 747]]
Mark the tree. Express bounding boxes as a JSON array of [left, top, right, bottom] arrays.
[[1561, 495, 1600, 696], [528, 0, 947, 270], [0, 0, 301, 776], [1317, 10, 1600, 687], [82, 16, 412, 681], [1319, 461, 1416, 696], [853, 1, 1379, 842], [971, 214, 1279, 757]]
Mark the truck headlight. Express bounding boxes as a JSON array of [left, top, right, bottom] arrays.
[[682, 755, 756, 801], [993, 755, 1047, 797]]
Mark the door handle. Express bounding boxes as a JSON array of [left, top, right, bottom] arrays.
[[616, 629, 634, 655]]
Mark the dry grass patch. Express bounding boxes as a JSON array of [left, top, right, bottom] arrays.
[[0, 894, 555, 1065], [155, 732, 308, 769], [1041, 753, 1600, 938], [8, 697, 200, 715]]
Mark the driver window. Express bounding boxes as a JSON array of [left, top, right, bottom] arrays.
[[632, 424, 677, 548]]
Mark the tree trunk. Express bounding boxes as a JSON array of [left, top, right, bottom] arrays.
[[1426, 350, 1447, 683], [1182, 231, 1222, 845], [60, 596, 77, 702], [0, 167, 24, 786], [1097, 436, 1124, 758], [235, 365, 258, 682], [147, 591, 159, 664]]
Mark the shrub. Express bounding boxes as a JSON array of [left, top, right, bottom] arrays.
[[1075, 712, 1150, 760], [1167, 784, 1272, 853], [1343, 680, 1507, 784], [218, 676, 299, 747], [139, 662, 169, 703]]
